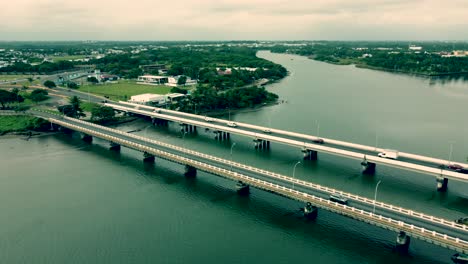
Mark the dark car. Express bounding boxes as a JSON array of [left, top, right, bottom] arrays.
[[447, 164, 463, 171], [312, 138, 324, 144]]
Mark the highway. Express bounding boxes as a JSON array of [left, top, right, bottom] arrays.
[[30, 110, 468, 254], [103, 102, 468, 183]]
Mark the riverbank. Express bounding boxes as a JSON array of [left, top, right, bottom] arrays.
[[0, 115, 52, 136]]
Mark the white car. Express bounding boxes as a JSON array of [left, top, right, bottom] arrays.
[[263, 129, 272, 134], [227, 122, 237, 127], [204, 116, 214, 122], [153, 109, 161, 113]]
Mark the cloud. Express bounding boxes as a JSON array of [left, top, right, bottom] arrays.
[[0, 0, 468, 40]]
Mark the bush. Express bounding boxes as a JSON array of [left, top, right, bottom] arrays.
[[43, 80, 56, 88]]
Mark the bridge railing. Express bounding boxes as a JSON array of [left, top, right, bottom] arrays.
[[57, 117, 468, 232], [59, 116, 468, 234], [49, 117, 468, 253], [116, 101, 468, 168]]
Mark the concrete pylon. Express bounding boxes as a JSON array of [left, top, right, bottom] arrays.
[[395, 231, 411, 253], [436, 176, 448, 192]]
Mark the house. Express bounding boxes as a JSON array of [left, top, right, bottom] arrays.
[[166, 93, 186, 103], [137, 75, 168, 85], [409, 45, 423, 51]]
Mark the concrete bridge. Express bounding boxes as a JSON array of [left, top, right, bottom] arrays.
[[104, 101, 468, 192], [31, 110, 468, 257]]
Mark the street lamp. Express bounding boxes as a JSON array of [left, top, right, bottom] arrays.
[[315, 120, 320, 137], [292, 161, 301, 190], [448, 141, 455, 164], [373, 180, 382, 214], [230, 142, 236, 171], [144, 125, 151, 138]]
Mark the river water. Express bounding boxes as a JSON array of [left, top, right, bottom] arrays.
[[1, 51, 467, 263]]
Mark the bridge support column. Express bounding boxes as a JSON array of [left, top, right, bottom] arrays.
[[227, 133, 230, 139], [109, 142, 121, 151], [302, 149, 318, 160], [235, 181, 250, 195], [436, 176, 448, 192], [361, 161, 376, 175], [266, 141, 270, 149], [184, 165, 197, 178], [82, 134, 93, 143], [395, 231, 411, 253], [303, 202, 318, 220], [143, 152, 155, 163]]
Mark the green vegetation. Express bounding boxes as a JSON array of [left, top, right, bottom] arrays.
[[91, 106, 116, 123], [0, 115, 49, 135], [29, 89, 49, 102], [51, 55, 87, 62], [176, 86, 278, 113], [43, 80, 56, 88], [270, 41, 468, 76], [57, 96, 85, 118], [81, 101, 100, 112], [78, 81, 172, 101], [0, 90, 24, 109], [0, 75, 33, 81]]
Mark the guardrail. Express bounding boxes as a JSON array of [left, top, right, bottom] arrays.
[[105, 103, 468, 182], [46, 117, 468, 254], [59, 115, 468, 234], [117, 101, 468, 168]]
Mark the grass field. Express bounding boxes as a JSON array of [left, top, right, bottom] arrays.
[[0, 115, 37, 134], [81, 101, 99, 112], [0, 75, 34, 82], [78, 81, 173, 101]]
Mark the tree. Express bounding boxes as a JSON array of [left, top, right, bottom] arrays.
[[0, 90, 16, 109], [177, 75, 187, 86], [11, 87, 19, 95], [27, 77, 33, 83], [67, 82, 79, 89], [67, 96, 85, 118], [87, 76, 99, 84], [170, 86, 188, 94], [29, 89, 48, 103], [43, 80, 56, 88], [91, 106, 115, 122]]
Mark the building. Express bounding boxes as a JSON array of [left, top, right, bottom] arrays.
[[166, 93, 186, 103], [409, 45, 423, 51], [139, 64, 167, 72], [129, 93, 167, 105], [137, 75, 168, 85], [167, 76, 198, 87]]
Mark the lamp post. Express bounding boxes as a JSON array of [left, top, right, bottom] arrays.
[[315, 120, 320, 137], [230, 142, 236, 171], [373, 180, 382, 214], [144, 125, 151, 138], [448, 141, 455, 164], [292, 161, 301, 190]]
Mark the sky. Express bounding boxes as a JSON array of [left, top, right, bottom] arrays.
[[1, 0, 468, 41]]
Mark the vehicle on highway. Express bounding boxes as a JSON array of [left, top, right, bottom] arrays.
[[204, 116, 214, 122], [329, 194, 348, 205], [227, 122, 237, 127], [153, 109, 161, 113], [263, 129, 272, 134], [455, 217, 468, 225], [312, 138, 324, 144], [447, 163, 463, 171], [377, 149, 399, 160], [451, 253, 468, 264]]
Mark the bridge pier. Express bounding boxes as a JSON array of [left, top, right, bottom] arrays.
[[143, 152, 155, 163], [109, 142, 121, 151], [436, 176, 448, 192], [184, 165, 197, 178], [302, 149, 318, 160], [395, 231, 411, 253], [303, 202, 318, 220], [81, 134, 93, 143], [361, 160, 376, 175], [235, 181, 250, 195]]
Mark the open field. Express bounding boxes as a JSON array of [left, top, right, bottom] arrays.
[[0, 115, 37, 134], [0, 75, 34, 82], [78, 81, 173, 101], [52, 55, 88, 62]]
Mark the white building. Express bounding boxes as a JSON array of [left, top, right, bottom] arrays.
[[409, 45, 423, 51], [129, 93, 167, 105], [137, 75, 168, 85], [167, 76, 197, 87]]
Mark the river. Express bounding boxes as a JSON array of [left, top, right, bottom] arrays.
[[0, 51, 467, 263]]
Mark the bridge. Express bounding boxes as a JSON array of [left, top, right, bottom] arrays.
[[31, 110, 468, 258], [104, 101, 468, 192]]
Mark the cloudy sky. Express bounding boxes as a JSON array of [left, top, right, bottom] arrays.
[[1, 0, 468, 41]]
